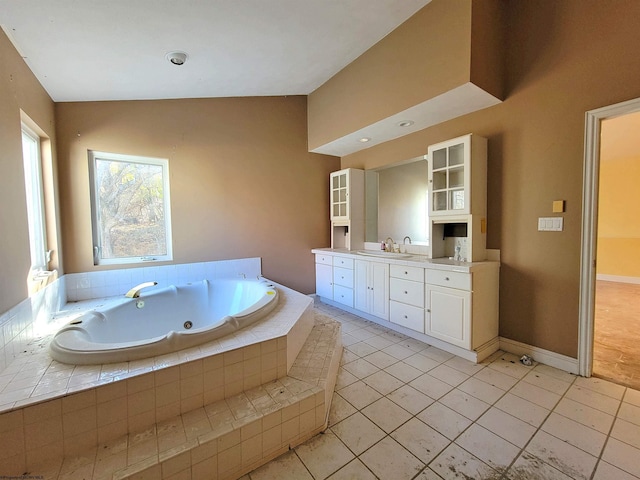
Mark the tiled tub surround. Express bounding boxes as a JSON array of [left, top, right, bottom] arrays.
[[0, 257, 263, 376], [2, 315, 342, 480], [0, 257, 340, 477]]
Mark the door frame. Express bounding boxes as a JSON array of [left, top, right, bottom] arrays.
[[579, 96, 640, 376]]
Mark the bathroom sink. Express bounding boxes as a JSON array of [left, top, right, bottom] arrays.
[[356, 250, 413, 258]]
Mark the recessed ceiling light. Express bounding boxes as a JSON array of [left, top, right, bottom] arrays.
[[359, 137, 371, 143], [397, 120, 414, 127], [166, 51, 188, 66]]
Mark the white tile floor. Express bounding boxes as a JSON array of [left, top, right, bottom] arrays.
[[243, 303, 640, 480]]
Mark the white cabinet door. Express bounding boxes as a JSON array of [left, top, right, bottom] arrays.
[[354, 259, 369, 312], [428, 135, 471, 216], [354, 259, 389, 320], [316, 263, 333, 300], [425, 284, 471, 349], [330, 170, 349, 220], [370, 261, 389, 320]]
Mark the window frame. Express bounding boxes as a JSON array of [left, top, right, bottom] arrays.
[[88, 150, 173, 266], [21, 124, 48, 271]]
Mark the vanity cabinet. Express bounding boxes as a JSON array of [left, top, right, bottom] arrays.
[[315, 254, 333, 300], [425, 273, 471, 348], [314, 253, 355, 308], [333, 257, 355, 308], [312, 248, 499, 363], [428, 134, 487, 218], [425, 266, 498, 351], [389, 265, 425, 333], [355, 260, 389, 320], [329, 168, 365, 250]]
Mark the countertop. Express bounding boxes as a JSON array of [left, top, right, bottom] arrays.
[[311, 248, 499, 273]]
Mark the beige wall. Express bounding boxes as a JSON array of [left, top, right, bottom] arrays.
[[55, 97, 339, 294], [0, 30, 57, 314], [336, 0, 640, 358]]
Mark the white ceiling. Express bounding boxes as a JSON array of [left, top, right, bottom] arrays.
[[0, 0, 430, 102]]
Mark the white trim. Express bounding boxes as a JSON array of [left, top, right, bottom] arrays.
[[88, 150, 173, 265], [579, 96, 640, 378], [596, 274, 640, 285], [21, 124, 48, 271], [499, 337, 579, 375]]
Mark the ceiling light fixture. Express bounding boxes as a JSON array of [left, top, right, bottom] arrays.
[[166, 51, 188, 66], [359, 137, 371, 143], [397, 120, 414, 127]]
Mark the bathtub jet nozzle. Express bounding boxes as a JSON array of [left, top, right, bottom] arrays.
[[125, 281, 158, 298]]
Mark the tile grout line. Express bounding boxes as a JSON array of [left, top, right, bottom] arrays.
[[340, 314, 571, 479], [588, 384, 627, 480], [493, 372, 578, 480], [319, 305, 640, 480]]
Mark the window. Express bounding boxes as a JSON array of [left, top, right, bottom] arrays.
[[21, 124, 48, 271], [89, 151, 173, 265]]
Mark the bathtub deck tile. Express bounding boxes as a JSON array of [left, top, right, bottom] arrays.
[[0, 284, 310, 417], [4, 291, 336, 480]]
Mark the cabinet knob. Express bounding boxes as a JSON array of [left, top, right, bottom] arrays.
[[404, 271, 408, 275], [445, 277, 450, 281], [404, 315, 408, 319], [404, 291, 408, 294], [427, 309, 431, 313]]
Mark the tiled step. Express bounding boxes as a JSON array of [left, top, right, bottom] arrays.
[[34, 314, 342, 480]]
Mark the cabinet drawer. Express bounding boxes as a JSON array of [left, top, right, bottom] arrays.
[[333, 266, 354, 288], [315, 254, 333, 266], [390, 278, 424, 308], [390, 301, 424, 333], [333, 257, 354, 270], [333, 285, 354, 308], [390, 264, 424, 282], [427, 269, 471, 290]]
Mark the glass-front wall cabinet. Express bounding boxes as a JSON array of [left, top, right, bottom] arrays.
[[429, 136, 469, 216], [331, 170, 349, 220]]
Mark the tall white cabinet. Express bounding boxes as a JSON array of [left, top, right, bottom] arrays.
[[330, 168, 365, 251], [428, 134, 488, 262]]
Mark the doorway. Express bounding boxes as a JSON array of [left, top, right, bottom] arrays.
[[579, 97, 640, 386]]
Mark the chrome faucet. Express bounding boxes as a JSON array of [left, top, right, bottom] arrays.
[[403, 236, 412, 245], [125, 281, 158, 298]]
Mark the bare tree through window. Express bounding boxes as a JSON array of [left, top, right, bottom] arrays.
[[90, 152, 172, 264]]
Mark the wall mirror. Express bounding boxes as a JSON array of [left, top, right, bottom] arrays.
[[365, 155, 429, 245]]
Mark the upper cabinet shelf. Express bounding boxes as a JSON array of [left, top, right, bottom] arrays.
[[330, 168, 364, 221], [428, 134, 487, 218]]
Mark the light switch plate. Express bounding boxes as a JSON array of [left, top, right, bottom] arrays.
[[538, 217, 563, 231]]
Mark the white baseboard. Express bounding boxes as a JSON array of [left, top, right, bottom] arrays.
[[314, 296, 500, 364], [596, 274, 640, 285], [499, 337, 579, 375]]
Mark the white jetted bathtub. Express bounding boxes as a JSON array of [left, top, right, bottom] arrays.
[[49, 279, 278, 365]]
